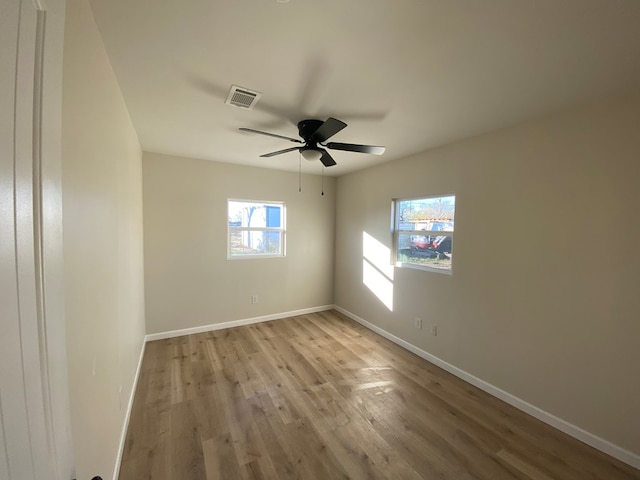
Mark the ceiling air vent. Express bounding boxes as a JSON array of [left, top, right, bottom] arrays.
[[225, 85, 262, 110]]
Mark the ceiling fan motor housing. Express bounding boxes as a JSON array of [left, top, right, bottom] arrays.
[[298, 119, 325, 143]]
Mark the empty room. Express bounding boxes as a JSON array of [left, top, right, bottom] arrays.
[[3, 0, 640, 479]]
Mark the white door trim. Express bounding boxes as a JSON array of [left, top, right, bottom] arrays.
[[0, 0, 73, 478]]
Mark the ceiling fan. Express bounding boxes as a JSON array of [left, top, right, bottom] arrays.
[[239, 117, 385, 167]]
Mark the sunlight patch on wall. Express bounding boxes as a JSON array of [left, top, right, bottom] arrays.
[[362, 232, 394, 311]]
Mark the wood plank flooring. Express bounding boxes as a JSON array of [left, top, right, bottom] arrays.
[[118, 310, 640, 479]]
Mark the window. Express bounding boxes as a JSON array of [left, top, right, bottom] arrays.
[[228, 199, 285, 258], [393, 195, 455, 273]]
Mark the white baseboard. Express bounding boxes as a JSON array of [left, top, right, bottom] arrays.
[[144, 305, 335, 342], [112, 338, 147, 480], [334, 305, 640, 471]]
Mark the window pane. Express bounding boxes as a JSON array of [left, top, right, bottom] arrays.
[[396, 196, 455, 231], [228, 201, 282, 229], [394, 194, 455, 272], [397, 233, 453, 270], [228, 199, 285, 258], [229, 230, 282, 256]]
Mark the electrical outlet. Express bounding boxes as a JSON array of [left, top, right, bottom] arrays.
[[251, 295, 258, 304], [431, 325, 438, 336], [414, 317, 422, 330]]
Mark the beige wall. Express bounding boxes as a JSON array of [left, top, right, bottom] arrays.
[[334, 91, 640, 455], [143, 152, 335, 334], [62, 0, 146, 478]]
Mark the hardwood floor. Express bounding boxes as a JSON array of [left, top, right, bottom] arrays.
[[118, 310, 640, 479]]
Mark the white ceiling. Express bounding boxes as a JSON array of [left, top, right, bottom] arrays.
[[88, 0, 640, 176]]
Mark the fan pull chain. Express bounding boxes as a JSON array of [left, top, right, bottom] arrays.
[[321, 165, 325, 196], [298, 153, 302, 192]]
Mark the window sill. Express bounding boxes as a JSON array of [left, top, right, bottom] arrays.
[[395, 262, 452, 275]]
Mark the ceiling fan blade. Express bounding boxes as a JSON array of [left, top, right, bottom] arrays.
[[325, 142, 385, 155], [260, 147, 301, 158], [310, 117, 347, 143], [239, 127, 303, 144], [319, 149, 337, 167]]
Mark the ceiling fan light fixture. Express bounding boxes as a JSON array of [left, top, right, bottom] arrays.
[[300, 147, 323, 162]]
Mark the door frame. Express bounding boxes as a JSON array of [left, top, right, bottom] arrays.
[[0, 0, 73, 478]]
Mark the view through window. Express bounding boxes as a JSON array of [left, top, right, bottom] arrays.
[[393, 195, 455, 272], [228, 199, 285, 258]]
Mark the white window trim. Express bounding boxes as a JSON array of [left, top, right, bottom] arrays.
[[227, 199, 286, 259], [392, 194, 455, 275]]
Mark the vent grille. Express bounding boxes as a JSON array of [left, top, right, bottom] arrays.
[[225, 85, 262, 109]]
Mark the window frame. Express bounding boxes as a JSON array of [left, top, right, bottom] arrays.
[[227, 198, 286, 259], [392, 194, 455, 274]]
